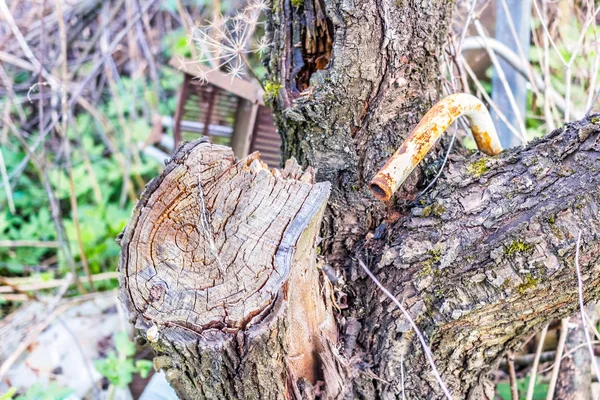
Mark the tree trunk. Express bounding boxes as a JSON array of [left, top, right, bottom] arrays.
[[118, 0, 600, 399]]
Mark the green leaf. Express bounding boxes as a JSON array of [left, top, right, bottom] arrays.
[[47, 169, 71, 200], [496, 377, 548, 400], [495, 382, 511, 400], [95, 351, 133, 387], [135, 359, 154, 379], [14, 383, 73, 400], [116, 359, 136, 388], [37, 272, 55, 282], [115, 333, 136, 357], [94, 333, 144, 388], [0, 387, 17, 400], [0, 212, 10, 234], [130, 120, 151, 143], [43, 383, 74, 400]]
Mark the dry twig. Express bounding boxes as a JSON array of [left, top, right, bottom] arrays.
[[546, 318, 570, 400], [525, 324, 549, 400], [574, 231, 600, 385]]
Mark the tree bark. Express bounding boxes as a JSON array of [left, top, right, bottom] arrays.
[[265, 0, 456, 264], [555, 306, 599, 399], [118, 0, 600, 399]]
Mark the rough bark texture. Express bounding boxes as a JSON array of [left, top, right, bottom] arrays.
[[119, 118, 600, 399], [262, 0, 600, 398], [117, 0, 600, 399], [265, 0, 456, 264], [360, 118, 600, 398]]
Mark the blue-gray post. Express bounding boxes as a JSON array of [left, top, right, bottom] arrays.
[[491, 0, 532, 148]]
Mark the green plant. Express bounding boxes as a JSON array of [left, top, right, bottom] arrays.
[[94, 333, 153, 390], [1, 383, 74, 400], [496, 377, 548, 400], [0, 71, 168, 281], [161, 28, 192, 59], [0, 388, 16, 400]]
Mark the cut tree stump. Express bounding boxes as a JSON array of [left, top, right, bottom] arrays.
[[118, 139, 344, 399]]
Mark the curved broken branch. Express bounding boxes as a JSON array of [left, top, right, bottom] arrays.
[[369, 93, 502, 201]]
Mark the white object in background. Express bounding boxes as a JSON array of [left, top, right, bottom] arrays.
[[139, 371, 178, 400]]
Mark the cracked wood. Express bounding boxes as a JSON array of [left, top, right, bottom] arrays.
[[119, 139, 340, 398]]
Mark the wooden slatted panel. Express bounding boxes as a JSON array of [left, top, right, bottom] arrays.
[[177, 76, 238, 146], [249, 106, 281, 167], [173, 73, 279, 161]]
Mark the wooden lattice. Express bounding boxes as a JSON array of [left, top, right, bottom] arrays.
[[170, 59, 282, 167]]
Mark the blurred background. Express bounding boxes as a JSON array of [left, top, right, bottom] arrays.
[[1, 0, 600, 398]]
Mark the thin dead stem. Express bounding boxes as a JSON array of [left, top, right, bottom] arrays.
[[0, 149, 16, 214], [461, 60, 523, 140], [564, 7, 600, 121], [0, 277, 36, 301], [419, 125, 457, 197], [532, 0, 567, 67], [4, 118, 85, 294], [585, 2, 600, 112], [400, 357, 406, 400], [499, 0, 540, 95], [0, 272, 118, 294], [545, 318, 569, 400], [473, 19, 527, 142], [54, 0, 94, 291], [537, 0, 556, 130], [0, 275, 90, 382], [525, 324, 548, 400], [99, 15, 145, 205], [507, 352, 519, 400]]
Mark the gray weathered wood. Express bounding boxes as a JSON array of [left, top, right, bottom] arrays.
[[119, 140, 343, 399]]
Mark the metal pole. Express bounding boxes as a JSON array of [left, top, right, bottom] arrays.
[[491, 0, 532, 148]]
